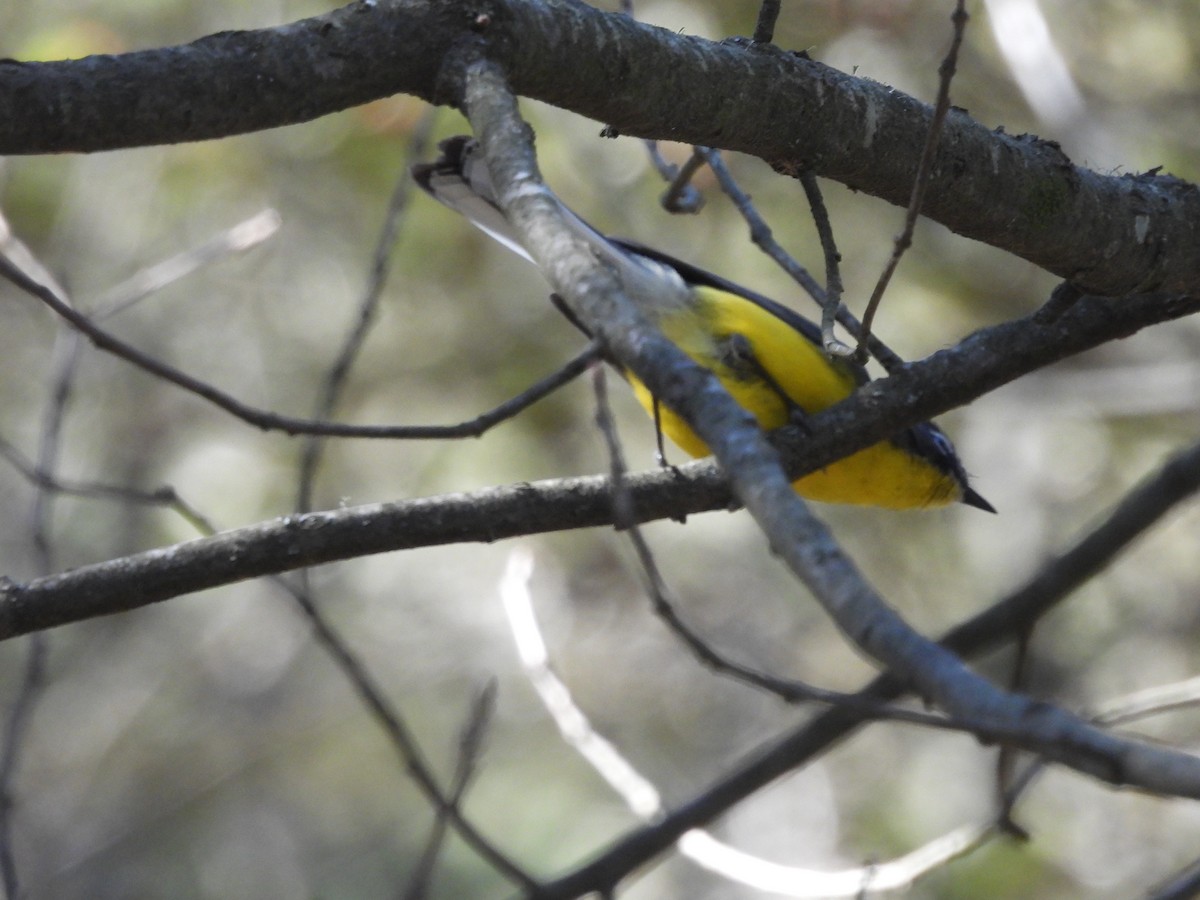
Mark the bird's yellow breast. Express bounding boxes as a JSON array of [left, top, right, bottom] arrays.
[[626, 286, 962, 509]]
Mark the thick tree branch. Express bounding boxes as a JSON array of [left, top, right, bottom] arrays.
[[0, 2, 452, 153], [1, 0, 1198, 295], [0, 466, 720, 639]]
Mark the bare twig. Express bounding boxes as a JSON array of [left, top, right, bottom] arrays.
[[0, 635, 42, 900], [656, 145, 707, 214], [698, 147, 900, 365], [0, 433, 215, 533], [297, 112, 436, 511], [400, 682, 497, 900], [0, 251, 601, 440], [795, 171, 850, 358], [751, 0, 782, 45], [284, 577, 533, 891], [855, 0, 970, 358], [996, 669, 1200, 843], [1093, 674, 1200, 727], [684, 823, 993, 897], [30, 332, 78, 572], [0, 217, 74, 898], [24, 205, 282, 540], [697, 147, 827, 312], [500, 547, 662, 823], [3, 329, 76, 899], [91, 209, 281, 318], [0, 207, 287, 540]]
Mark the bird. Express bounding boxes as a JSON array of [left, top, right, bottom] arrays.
[[412, 136, 993, 512]]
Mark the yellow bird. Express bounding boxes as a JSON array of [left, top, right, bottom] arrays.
[[413, 137, 992, 512]]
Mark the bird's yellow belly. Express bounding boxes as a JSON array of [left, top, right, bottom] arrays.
[[624, 291, 961, 510], [627, 377, 958, 510]]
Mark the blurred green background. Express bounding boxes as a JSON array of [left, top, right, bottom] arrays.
[[2, 1, 1200, 897]]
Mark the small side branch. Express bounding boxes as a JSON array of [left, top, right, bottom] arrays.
[[855, 0, 970, 358], [0, 249, 599, 441], [751, 1, 782, 45], [297, 112, 436, 511]]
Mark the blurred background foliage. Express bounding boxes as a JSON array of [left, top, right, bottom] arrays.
[[2, 1, 1200, 897]]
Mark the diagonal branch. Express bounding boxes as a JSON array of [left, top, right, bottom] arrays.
[[856, 0, 969, 356], [454, 51, 1200, 884], [537, 435, 1200, 893], [0, 251, 601, 441]]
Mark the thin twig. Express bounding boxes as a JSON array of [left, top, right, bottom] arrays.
[[0, 433, 216, 533], [0, 206, 287, 537], [91, 209, 281, 318], [855, 0, 970, 359], [1093, 674, 1200, 727], [698, 147, 826, 306], [646, 143, 705, 214], [994, 671, 1200, 845], [283, 576, 535, 891], [0, 635, 42, 900], [401, 681, 497, 900], [297, 112, 435, 511], [0, 252, 601, 440], [500, 546, 667, 841], [0, 214, 74, 899], [698, 147, 902, 365], [687, 822, 994, 897], [795, 171, 850, 358], [751, 0, 782, 44], [3, 329, 76, 900], [22, 205, 282, 539], [29, 330, 78, 571]]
